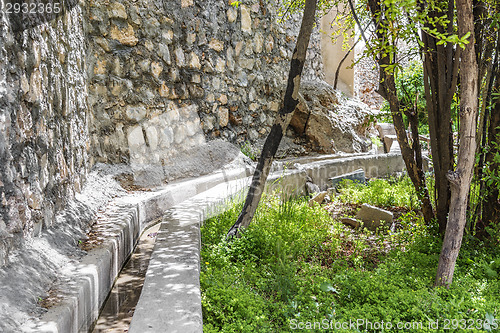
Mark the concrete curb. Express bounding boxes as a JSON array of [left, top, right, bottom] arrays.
[[302, 153, 405, 189], [128, 177, 249, 333]]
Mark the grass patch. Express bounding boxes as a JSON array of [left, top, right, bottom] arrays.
[[201, 179, 500, 332], [336, 176, 420, 210]]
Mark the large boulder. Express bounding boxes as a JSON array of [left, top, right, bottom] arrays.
[[289, 80, 374, 154]]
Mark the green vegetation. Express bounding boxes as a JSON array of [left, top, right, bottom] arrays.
[[378, 61, 460, 136], [240, 141, 258, 161], [336, 177, 420, 210], [201, 178, 500, 332]]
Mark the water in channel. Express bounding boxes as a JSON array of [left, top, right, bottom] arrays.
[[91, 223, 160, 333]]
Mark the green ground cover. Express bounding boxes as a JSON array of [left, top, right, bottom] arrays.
[[200, 177, 500, 332]]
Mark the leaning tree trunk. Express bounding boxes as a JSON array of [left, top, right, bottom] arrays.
[[226, 0, 317, 239], [435, 0, 478, 287]]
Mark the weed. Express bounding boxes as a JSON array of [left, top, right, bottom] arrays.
[[240, 141, 258, 161]]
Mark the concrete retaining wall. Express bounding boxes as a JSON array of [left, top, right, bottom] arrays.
[[303, 153, 405, 189]]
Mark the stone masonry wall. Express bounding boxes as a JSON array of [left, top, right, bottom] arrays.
[[87, 0, 324, 166], [0, 0, 326, 265], [0, 1, 90, 265], [354, 46, 384, 110]]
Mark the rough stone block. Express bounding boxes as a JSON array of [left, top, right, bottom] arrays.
[[189, 52, 201, 69], [240, 5, 252, 34], [128, 125, 146, 148], [185, 120, 200, 137], [306, 181, 320, 195], [157, 44, 171, 65], [376, 123, 396, 138], [227, 7, 237, 23], [109, 24, 138, 46], [174, 125, 187, 144], [355, 203, 393, 230], [160, 127, 174, 147], [265, 35, 274, 53], [254, 33, 264, 53], [175, 48, 185, 67], [145, 126, 159, 151], [341, 217, 361, 228], [126, 105, 147, 122], [218, 108, 229, 127], [308, 191, 327, 207], [209, 39, 224, 52], [108, 2, 127, 19], [151, 62, 163, 79]]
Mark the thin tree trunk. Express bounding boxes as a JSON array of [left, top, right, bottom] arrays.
[[435, 0, 478, 287], [476, 29, 500, 234], [366, 0, 435, 225], [418, 0, 458, 234], [227, 0, 317, 239], [482, 88, 500, 230]]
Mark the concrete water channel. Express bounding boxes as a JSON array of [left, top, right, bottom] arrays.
[[91, 223, 160, 333], [22, 152, 405, 333]]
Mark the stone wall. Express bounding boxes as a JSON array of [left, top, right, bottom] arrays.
[[354, 45, 385, 110], [87, 0, 324, 166], [0, 0, 328, 264], [0, 1, 90, 265]]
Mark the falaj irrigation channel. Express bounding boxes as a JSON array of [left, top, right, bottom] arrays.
[[91, 223, 160, 333]]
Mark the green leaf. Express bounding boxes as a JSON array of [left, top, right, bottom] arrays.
[[485, 267, 498, 279]]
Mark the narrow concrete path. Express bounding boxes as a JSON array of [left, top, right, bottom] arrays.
[[92, 223, 160, 333], [128, 178, 248, 333]]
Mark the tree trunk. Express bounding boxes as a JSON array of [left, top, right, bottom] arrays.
[[418, 0, 458, 234], [226, 0, 317, 239], [366, 0, 435, 225], [482, 89, 500, 230], [435, 0, 478, 287]]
